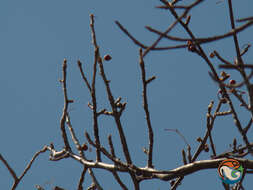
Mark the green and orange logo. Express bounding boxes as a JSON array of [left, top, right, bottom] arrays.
[[218, 159, 244, 184]]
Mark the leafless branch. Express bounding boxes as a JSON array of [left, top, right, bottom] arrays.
[[164, 128, 190, 147], [66, 113, 86, 158], [111, 171, 128, 190], [90, 14, 102, 162], [88, 168, 103, 190], [108, 135, 116, 158], [108, 135, 128, 190], [115, 21, 147, 49], [5, 1, 253, 189], [206, 101, 216, 157], [11, 146, 48, 190], [212, 50, 233, 65], [0, 153, 18, 181], [91, 23, 132, 166], [59, 59, 72, 151], [78, 167, 87, 190], [77, 60, 91, 92], [139, 48, 154, 168], [145, 20, 253, 44], [237, 16, 253, 22]]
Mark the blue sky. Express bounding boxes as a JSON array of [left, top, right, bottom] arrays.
[[1, 0, 253, 189]]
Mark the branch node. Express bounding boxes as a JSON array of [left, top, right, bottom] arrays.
[[146, 76, 156, 84]]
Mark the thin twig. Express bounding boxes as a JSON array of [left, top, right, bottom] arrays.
[[107, 135, 129, 190], [11, 146, 47, 190], [193, 100, 222, 161], [66, 113, 85, 158], [90, 15, 102, 161], [145, 20, 253, 44], [244, 118, 252, 134], [85, 132, 133, 171], [77, 167, 87, 190], [115, 21, 147, 49], [181, 150, 187, 165], [105, 22, 188, 51], [77, 60, 91, 92], [88, 168, 103, 190], [108, 135, 116, 158], [139, 48, 154, 168], [240, 44, 251, 56], [0, 153, 18, 181], [85, 132, 143, 181], [228, 0, 241, 64], [142, 14, 182, 57], [206, 101, 216, 157], [91, 24, 132, 165], [213, 50, 233, 65], [111, 172, 128, 190], [231, 90, 249, 111], [209, 70, 253, 89], [171, 176, 184, 190], [164, 129, 190, 147], [220, 64, 253, 69], [143, 0, 204, 57], [89, 16, 139, 188], [60, 58, 71, 151], [227, 0, 253, 118], [237, 16, 253, 22]]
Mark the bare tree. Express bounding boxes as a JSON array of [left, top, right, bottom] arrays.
[[1, 0, 253, 190]]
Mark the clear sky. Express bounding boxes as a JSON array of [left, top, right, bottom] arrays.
[[1, 0, 253, 189]]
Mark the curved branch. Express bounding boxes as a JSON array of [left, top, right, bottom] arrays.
[[145, 20, 253, 44]]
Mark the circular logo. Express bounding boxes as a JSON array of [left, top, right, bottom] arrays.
[[218, 159, 244, 184]]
